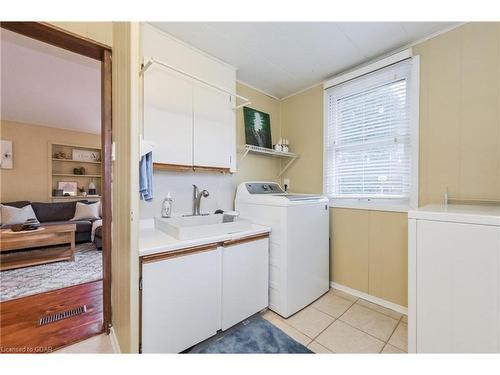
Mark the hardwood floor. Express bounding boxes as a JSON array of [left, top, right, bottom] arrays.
[[0, 280, 103, 353]]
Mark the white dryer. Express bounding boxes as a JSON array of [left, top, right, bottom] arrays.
[[235, 181, 330, 318]]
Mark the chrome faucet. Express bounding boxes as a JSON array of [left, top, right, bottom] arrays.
[[192, 184, 210, 216]]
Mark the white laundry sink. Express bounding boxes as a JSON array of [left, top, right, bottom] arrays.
[[155, 214, 252, 240]]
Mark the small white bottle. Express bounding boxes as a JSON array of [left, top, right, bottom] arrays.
[[161, 192, 173, 218], [282, 138, 289, 153]]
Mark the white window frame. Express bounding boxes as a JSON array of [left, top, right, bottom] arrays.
[[323, 50, 419, 213]]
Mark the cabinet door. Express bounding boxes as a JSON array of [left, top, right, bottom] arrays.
[[221, 237, 269, 330], [193, 85, 235, 170], [141, 248, 221, 353], [416, 220, 500, 353], [144, 68, 193, 166]]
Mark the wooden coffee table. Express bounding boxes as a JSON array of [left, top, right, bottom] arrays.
[[0, 224, 76, 271]]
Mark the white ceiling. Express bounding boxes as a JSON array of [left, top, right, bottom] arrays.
[[1, 29, 101, 134], [151, 22, 459, 98]]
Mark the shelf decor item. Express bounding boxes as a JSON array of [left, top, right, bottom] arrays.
[[79, 186, 87, 197], [243, 107, 272, 149], [72, 149, 100, 162], [53, 151, 69, 160], [88, 180, 97, 196], [73, 167, 86, 175], [58, 181, 78, 196], [53, 189, 64, 197]]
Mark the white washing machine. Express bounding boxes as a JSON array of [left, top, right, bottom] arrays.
[[235, 181, 330, 318]]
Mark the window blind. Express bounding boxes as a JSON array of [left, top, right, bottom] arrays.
[[324, 60, 413, 200]]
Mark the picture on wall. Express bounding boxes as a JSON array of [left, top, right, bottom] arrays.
[[58, 181, 78, 196], [243, 107, 272, 149], [0, 140, 13, 169]]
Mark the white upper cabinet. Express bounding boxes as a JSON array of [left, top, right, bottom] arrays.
[[144, 68, 193, 166], [193, 85, 235, 169], [141, 24, 237, 171]]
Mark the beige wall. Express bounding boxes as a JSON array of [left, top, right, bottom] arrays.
[[415, 22, 500, 205], [330, 209, 408, 306], [48, 22, 113, 47], [235, 82, 282, 184], [111, 22, 141, 353], [280, 85, 324, 193], [280, 22, 500, 307], [0, 120, 100, 203]]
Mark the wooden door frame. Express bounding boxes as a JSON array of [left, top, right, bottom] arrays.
[[0, 22, 113, 334]]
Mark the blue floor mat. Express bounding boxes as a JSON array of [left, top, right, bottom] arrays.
[[187, 314, 313, 354]]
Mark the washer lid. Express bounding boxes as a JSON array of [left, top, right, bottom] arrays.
[[408, 204, 500, 226], [284, 194, 326, 202]]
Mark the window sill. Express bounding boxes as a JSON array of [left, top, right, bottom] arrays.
[[329, 199, 412, 213]]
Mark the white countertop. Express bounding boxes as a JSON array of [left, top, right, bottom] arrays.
[[408, 204, 500, 226], [139, 219, 271, 257]]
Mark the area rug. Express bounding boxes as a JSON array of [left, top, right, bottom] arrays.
[[0, 242, 102, 302], [187, 315, 313, 354]]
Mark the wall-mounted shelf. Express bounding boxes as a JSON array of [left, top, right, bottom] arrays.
[[52, 174, 102, 178], [50, 195, 101, 201], [239, 144, 299, 178], [52, 158, 101, 164]]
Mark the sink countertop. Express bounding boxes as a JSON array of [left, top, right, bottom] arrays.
[[139, 219, 271, 257]]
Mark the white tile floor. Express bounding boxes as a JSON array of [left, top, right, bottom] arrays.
[[263, 288, 408, 354], [55, 288, 407, 354]]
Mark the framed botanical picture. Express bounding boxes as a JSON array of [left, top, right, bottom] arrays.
[[58, 181, 78, 196], [243, 107, 272, 149]]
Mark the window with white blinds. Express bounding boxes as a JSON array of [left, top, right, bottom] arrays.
[[324, 59, 416, 205]]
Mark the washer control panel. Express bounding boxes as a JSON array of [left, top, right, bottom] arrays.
[[245, 182, 285, 195]]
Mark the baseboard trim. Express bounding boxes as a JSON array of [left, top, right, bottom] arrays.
[[330, 282, 408, 316], [109, 327, 121, 353]]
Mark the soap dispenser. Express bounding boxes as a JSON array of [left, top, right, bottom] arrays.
[[161, 192, 173, 218]]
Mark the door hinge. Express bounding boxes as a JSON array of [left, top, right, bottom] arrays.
[[139, 277, 143, 291]]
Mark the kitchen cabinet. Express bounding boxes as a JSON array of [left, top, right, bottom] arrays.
[[141, 24, 237, 172], [141, 246, 221, 353], [143, 67, 193, 166], [408, 205, 500, 353], [221, 236, 269, 330], [140, 233, 270, 353], [193, 85, 235, 170]]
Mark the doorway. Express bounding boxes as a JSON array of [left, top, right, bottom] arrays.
[[0, 22, 112, 352]]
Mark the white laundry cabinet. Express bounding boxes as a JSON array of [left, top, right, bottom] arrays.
[[140, 234, 269, 353], [141, 24, 237, 171], [408, 205, 500, 353]]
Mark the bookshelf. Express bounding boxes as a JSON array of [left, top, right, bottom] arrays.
[[48, 142, 102, 201]]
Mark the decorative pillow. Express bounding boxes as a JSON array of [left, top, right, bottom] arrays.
[[31, 201, 78, 222], [0, 204, 37, 226], [71, 202, 101, 221]]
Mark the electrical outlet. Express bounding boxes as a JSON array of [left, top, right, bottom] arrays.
[[283, 178, 290, 188]]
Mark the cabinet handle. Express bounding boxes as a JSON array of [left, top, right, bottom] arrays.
[[141, 243, 218, 264], [223, 233, 269, 247]]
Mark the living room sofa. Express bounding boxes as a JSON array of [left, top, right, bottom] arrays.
[[1, 200, 100, 244]]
